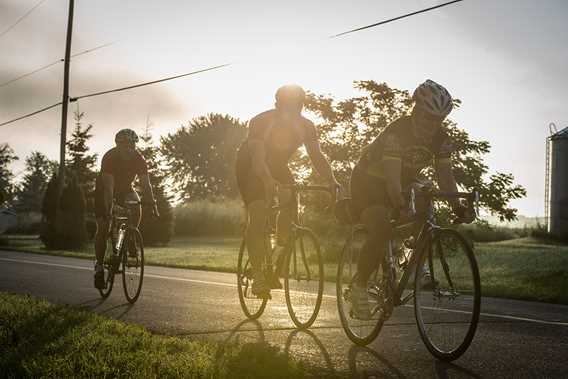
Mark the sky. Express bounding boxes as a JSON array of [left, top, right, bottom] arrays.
[[1, 0, 567, 216]]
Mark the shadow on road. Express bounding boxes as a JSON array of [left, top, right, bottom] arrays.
[[433, 360, 481, 379], [348, 345, 406, 379], [98, 303, 134, 320]]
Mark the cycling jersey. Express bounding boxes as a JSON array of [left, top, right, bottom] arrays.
[[350, 116, 454, 217], [236, 109, 318, 204], [356, 115, 453, 186]]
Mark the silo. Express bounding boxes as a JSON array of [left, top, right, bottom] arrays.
[[546, 126, 568, 237]]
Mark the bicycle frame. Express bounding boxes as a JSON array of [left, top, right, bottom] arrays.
[[369, 188, 479, 308]]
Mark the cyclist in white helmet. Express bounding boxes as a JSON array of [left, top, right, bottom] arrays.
[[93, 128, 159, 289], [347, 79, 475, 319]]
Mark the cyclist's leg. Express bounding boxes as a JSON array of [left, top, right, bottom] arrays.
[[356, 205, 390, 287], [95, 217, 111, 265], [246, 200, 269, 273]]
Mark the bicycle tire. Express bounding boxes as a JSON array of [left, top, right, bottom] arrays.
[[122, 228, 145, 304], [284, 228, 324, 329], [414, 228, 481, 361], [237, 238, 268, 319]]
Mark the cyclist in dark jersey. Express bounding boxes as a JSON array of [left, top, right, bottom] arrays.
[[93, 129, 158, 289], [236, 84, 341, 298], [349, 80, 475, 319]]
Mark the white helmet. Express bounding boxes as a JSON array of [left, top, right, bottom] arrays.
[[413, 79, 453, 117]]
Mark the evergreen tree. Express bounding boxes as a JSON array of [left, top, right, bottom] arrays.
[[15, 151, 57, 213], [137, 119, 174, 245], [66, 111, 97, 194], [0, 144, 18, 204]]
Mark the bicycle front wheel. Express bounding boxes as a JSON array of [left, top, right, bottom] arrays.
[[99, 237, 115, 298], [414, 228, 481, 361], [122, 228, 145, 304], [237, 238, 268, 319], [284, 228, 324, 329]]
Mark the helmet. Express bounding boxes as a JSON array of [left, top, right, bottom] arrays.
[[115, 128, 139, 145], [275, 84, 306, 104], [412, 79, 453, 117]]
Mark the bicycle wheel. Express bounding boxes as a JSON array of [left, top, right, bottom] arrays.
[[98, 236, 115, 298], [414, 228, 481, 361], [284, 228, 324, 329], [336, 228, 390, 345], [237, 238, 268, 319], [122, 228, 145, 304]]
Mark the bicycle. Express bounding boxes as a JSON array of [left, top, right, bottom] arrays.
[[98, 199, 148, 304], [237, 184, 333, 329], [336, 186, 481, 361]]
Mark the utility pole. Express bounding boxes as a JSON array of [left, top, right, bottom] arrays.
[[57, 0, 74, 197]]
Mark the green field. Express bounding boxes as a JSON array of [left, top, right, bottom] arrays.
[[1, 235, 567, 304], [0, 292, 320, 378]]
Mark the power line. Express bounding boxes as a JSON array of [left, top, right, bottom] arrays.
[[70, 63, 231, 102], [0, 42, 115, 88], [330, 0, 464, 38], [0, 101, 61, 127], [0, 0, 48, 39]]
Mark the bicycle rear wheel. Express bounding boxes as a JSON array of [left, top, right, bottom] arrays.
[[284, 228, 324, 329], [98, 237, 115, 298], [237, 238, 268, 319], [122, 228, 145, 304], [336, 228, 389, 345], [414, 228, 481, 361]]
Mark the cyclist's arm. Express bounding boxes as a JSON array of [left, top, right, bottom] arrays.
[[139, 174, 156, 204], [248, 139, 274, 183], [305, 139, 338, 186], [383, 157, 405, 209]]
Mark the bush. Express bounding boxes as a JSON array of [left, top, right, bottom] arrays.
[[456, 221, 529, 242], [174, 199, 244, 237]]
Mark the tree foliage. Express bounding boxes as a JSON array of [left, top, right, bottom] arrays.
[[15, 151, 57, 213], [66, 111, 97, 193], [303, 81, 526, 221], [0, 144, 18, 204], [160, 113, 247, 201]]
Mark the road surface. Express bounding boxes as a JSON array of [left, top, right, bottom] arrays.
[[1, 250, 567, 378]]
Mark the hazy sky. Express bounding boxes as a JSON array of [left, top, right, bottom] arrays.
[[1, 0, 567, 216]]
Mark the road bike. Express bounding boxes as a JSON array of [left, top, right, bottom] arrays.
[[98, 199, 146, 303], [336, 187, 481, 361], [237, 184, 333, 329]]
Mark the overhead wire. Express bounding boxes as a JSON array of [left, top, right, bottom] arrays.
[[330, 0, 464, 38], [0, 101, 62, 127], [0, 0, 48, 39], [0, 42, 115, 88]]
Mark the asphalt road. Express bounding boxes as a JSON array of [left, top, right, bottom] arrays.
[[1, 249, 568, 378]]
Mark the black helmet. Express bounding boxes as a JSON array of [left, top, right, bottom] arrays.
[[115, 128, 139, 145], [275, 84, 306, 104]]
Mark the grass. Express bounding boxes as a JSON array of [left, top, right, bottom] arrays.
[[2, 235, 568, 305], [0, 292, 328, 379]]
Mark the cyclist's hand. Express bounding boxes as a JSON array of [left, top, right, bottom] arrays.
[[453, 202, 475, 224], [392, 206, 414, 224]]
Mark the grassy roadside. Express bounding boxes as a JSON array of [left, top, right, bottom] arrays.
[[0, 292, 327, 379], [2, 235, 568, 305]]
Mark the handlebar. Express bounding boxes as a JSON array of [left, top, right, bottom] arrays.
[[408, 187, 480, 220]]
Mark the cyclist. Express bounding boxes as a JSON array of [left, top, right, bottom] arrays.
[[349, 79, 475, 319], [93, 129, 158, 289], [236, 84, 341, 298]]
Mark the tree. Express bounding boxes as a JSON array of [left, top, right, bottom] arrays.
[[161, 113, 247, 201], [66, 111, 97, 194], [0, 144, 18, 204], [303, 81, 526, 221], [40, 173, 88, 249], [15, 151, 57, 213], [136, 119, 174, 245]]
